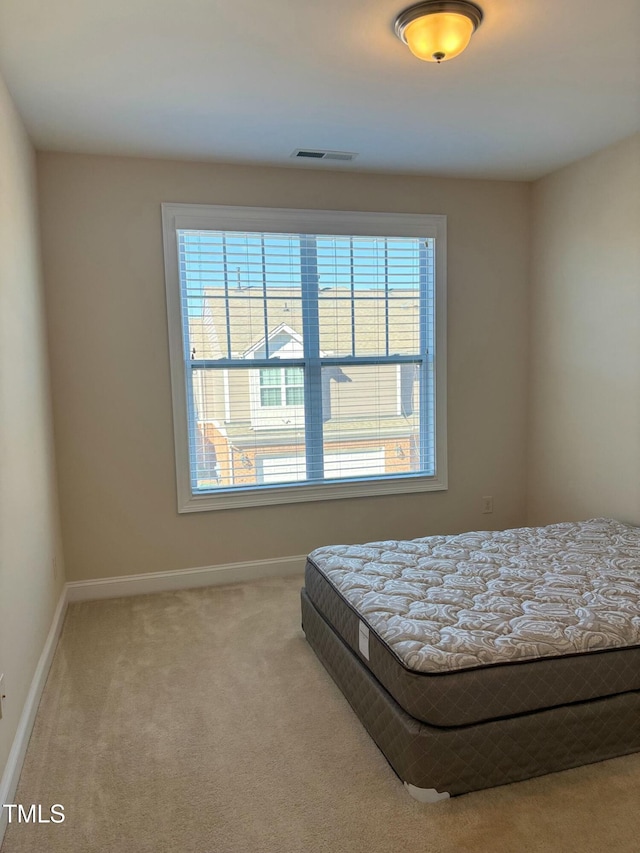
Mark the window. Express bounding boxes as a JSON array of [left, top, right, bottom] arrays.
[[259, 368, 304, 407], [162, 204, 447, 511]]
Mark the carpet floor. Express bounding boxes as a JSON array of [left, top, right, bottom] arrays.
[[3, 576, 640, 853]]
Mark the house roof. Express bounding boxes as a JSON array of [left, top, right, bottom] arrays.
[[215, 417, 416, 448], [189, 286, 422, 360]]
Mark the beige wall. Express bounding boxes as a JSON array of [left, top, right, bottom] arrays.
[[528, 133, 640, 525], [37, 152, 530, 582], [0, 78, 65, 779]]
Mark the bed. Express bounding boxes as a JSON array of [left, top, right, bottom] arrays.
[[301, 518, 640, 801]]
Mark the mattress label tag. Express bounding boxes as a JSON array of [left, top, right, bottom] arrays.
[[358, 621, 370, 660]]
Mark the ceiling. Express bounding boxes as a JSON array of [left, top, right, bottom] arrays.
[[0, 0, 639, 180]]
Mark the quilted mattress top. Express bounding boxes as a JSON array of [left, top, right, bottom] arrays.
[[308, 518, 640, 674]]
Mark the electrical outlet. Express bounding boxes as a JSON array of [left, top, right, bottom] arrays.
[[482, 496, 494, 514], [0, 673, 5, 720]]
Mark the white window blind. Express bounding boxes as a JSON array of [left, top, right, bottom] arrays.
[[162, 205, 447, 511]]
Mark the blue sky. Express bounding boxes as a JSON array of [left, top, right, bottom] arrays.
[[179, 232, 434, 310]]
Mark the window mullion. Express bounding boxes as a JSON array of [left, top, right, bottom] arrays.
[[300, 235, 324, 481], [261, 235, 270, 359], [350, 239, 356, 357], [384, 241, 390, 357], [419, 240, 430, 472], [222, 233, 232, 358]]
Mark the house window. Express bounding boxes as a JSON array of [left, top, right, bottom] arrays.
[[162, 204, 447, 511], [259, 367, 304, 407]]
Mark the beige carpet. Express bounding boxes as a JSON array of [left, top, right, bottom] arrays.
[[3, 576, 640, 853]]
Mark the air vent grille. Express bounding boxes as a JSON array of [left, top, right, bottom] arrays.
[[292, 149, 358, 162]]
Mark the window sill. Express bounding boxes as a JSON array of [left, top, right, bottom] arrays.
[[178, 472, 448, 513]]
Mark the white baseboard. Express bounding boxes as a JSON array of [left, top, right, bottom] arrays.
[[0, 587, 68, 846], [66, 554, 307, 602]]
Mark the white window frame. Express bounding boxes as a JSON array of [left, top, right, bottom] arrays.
[[162, 203, 448, 512]]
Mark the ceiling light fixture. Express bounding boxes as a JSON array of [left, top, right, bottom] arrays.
[[394, 0, 483, 63]]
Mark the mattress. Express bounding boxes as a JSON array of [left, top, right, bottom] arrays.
[[301, 588, 640, 797], [305, 518, 640, 726]]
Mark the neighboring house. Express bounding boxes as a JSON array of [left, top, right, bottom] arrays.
[[188, 286, 422, 488]]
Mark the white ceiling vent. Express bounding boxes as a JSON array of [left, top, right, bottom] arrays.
[[291, 149, 358, 162]]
